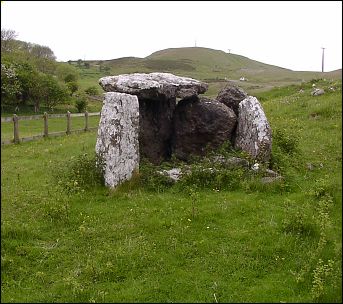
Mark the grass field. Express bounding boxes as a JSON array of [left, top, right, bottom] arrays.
[[1, 79, 342, 302]]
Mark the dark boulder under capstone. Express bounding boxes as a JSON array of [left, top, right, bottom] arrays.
[[172, 96, 237, 161]]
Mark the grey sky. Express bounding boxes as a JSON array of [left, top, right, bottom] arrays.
[[1, 1, 342, 72]]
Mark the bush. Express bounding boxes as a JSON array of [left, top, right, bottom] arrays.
[[74, 93, 88, 113], [64, 73, 78, 83], [273, 128, 299, 155], [138, 160, 175, 192], [66, 81, 79, 96], [84, 86, 99, 96]]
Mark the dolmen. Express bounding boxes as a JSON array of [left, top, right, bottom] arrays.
[[95, 72, 272, 188]]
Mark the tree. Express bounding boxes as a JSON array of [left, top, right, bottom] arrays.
[[64, 73, 78, 83], [30, 44, 56, 60], [40, 75, 69, 111], [77, 59, 83, 68], [74, 92, 88, 113], [1, 28, 18, 53], [56, 63, 79, 82], [66, 81, 79, 96], [98, 60, 103, 72], [1, 63, 22, 110]]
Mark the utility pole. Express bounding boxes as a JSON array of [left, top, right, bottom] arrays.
[[194, 40, 197, 47], [321, 47, 325, 72]]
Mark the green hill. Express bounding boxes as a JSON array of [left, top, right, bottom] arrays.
[[77, 47, 342, 95]]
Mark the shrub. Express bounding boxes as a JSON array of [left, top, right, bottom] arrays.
[[282, 211, 318, 237], [138, 160, 174, 192], [66, 81, 79, 96], [273, 128, 299, 155], [74, 93, 88, 113], [84, 86, 99, 96]]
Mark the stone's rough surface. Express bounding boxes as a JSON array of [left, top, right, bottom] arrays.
[[95, 92, 139, 188], [216, 85, 248, 115], [99, 72, 208, 100], [158, 168, 182, 182], [212, 155, 250, 169], [172, 96, 237, 160], [234, 96, 272, 161], [311, 88, 325, 96], [139, 97, 176, 164]]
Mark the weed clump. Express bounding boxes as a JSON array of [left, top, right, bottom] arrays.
[[55, 152, 104, 194]]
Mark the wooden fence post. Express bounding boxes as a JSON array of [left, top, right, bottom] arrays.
[[66, 111, 71, 134], [13, 114, 20, 144], [84, 111, 89, 131], [43, 112, 48, 137]]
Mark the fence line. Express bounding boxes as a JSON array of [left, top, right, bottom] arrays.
[[1, 112, 100, 122], [1, 111, 100, 145]]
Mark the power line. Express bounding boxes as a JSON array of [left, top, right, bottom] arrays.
[[321, 47, 325, 72]]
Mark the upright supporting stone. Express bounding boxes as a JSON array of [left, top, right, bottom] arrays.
[[66, 111, 71, 134], [43, 112, 48, 137], [95, 92, 139, 188], [13, 114, 19, 144], [84, 111, 89, 131], [234, 96, 272, 162]]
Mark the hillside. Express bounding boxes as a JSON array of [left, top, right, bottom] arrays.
[[77, 47, 341, 95]]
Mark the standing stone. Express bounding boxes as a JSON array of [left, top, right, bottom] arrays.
[[234, 96, 272, 162], [172, 96, 237, 161], [95, 92, 139, 188]]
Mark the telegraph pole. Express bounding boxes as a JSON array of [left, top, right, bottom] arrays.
[[321, 47, 325, 72]]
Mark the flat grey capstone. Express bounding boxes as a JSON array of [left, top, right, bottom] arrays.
[[99, 72, 208, 99]]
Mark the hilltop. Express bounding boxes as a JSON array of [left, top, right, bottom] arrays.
[[75, 47, 342, 95]]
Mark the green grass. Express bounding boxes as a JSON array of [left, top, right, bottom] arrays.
[[1, 80, 342, 302]]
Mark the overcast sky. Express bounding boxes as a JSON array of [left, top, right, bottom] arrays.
[[1, 1, 342, 72]]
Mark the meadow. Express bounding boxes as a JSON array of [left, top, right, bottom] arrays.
[[1, 79, 342, 303]]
